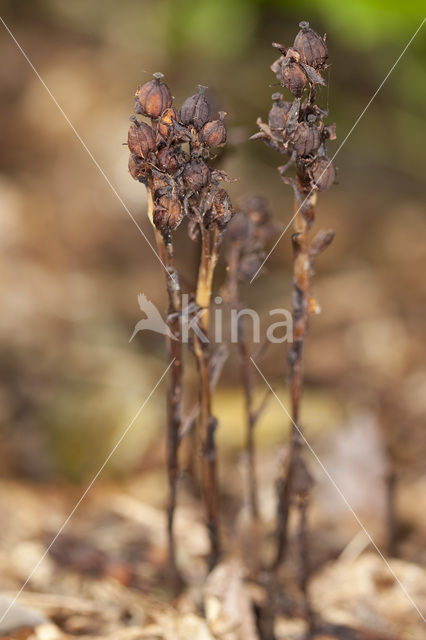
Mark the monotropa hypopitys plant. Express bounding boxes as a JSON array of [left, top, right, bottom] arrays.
[[128, 73, 234, 577], [252, 20, 336, 627]]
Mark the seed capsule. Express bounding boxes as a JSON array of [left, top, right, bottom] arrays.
[[135, 73, 172, 119], [323, 123, 337, 140], [153, 195, 184, 231], [128, 154, 146, 181], [156, 145, 186, 174], [268, 93, 291, 134], [204, 188, 233, 229], [293, 21, 327, 69], [309, 156, 335, 191], [127, 120, 156, 158], [199, 111, 227, 147], [179, 85, 210, 131], [291, 121, 321, 156], [183, 157, 210, 191], [281, 61, 307, 97], [157, 107, 178, 138]]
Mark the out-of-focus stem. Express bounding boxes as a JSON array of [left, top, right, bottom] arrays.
[[149, 188, 183, 587], [194, 224, 221, 569], [275, 179, 316, 568]]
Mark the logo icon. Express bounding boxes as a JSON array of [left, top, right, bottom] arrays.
[[129, 294, 176, 342]]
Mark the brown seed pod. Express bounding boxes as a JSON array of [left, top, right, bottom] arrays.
[[323, 123, 337, 140], [152, 174, 169, 194], [291, 121, 321, 156], [179, 85, 210, 131], [293, 21, 327, 69], [281, 61, 307, 97], [204, 188, 233, 229], [128, 154, 146, 181], [183, 157, 210, 191], [157, 107, 178, 138], [127, 120, 156, 158], [268, 93, 291, 134], [135, 73, 172, 119], [156, 146, 186, 174], [309, 156, 335, 191], [153, 195, 184, 231], [199, 111, 227, 147]]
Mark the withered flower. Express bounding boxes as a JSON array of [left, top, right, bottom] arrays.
[[128, 154, 147, 182], [135, 72, 172, 119], [153, 195, 184, 231], [157, 107, 178, 138], [183, 157, 210, 191], [268, 94, 291, 135], [293, 21, 327, 69], [199, 111, 227, 147], [204, 188, 233, 229], [156, 146, 186, 173], [291, 121, 321, 156], [127, 119, 156, 158], [281, 60, 307, 98], [179, 85, 210, 130], [309, 156, 335, 191], [323, 123, 337, 141]]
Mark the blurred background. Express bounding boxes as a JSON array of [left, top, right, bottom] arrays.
[[0, 0, 425, 564]]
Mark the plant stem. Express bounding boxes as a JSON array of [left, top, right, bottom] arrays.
[[194, 224, 221, 569], [275, 178, 316, 568], [150, 188, 183, 586]]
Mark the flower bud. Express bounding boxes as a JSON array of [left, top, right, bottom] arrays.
[[128, 154, 146, 181], [153, 195, 184, 231], [156, 146, 186, 174], [127, 119, 156, 158], [135, 73, 172, 119], [293, 21, 327, 69], [309, 156, 335, 191], [204, 188, 233, 229], [199, 111, 227, 147], [291, 121, 321, 156], [157, 107, 178, 138], [183, 157, 210, 191], [179, 85, 210, 130], [268, 93, 291, 134]]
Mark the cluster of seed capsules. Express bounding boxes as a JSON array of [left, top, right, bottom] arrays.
[[253, 21, 336, 192], [128, 73, 233, 234]]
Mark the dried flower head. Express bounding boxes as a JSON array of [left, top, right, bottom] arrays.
[[128, 74, 234, 236], [253, 21, 336, 193]]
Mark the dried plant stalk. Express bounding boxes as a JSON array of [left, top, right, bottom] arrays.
[[253, 20, 336, 622], [153, 221, 182, 584], [193, 224, 222, 569], [222, 197, 275, 527], [128, 74, 234, 573]]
